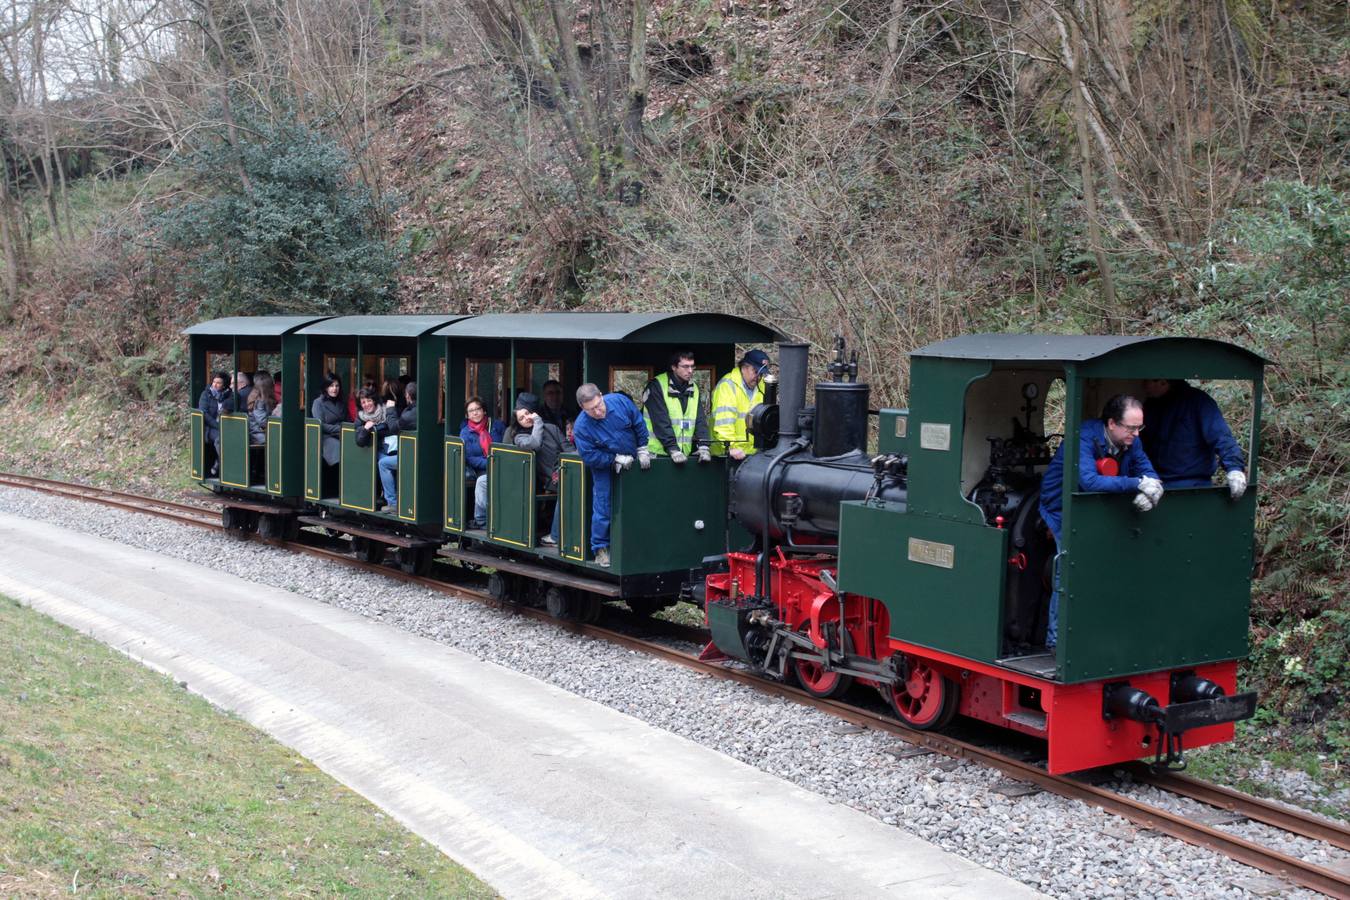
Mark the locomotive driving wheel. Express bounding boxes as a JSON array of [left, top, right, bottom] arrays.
[[791, 624, 854, 699], [883, 655, 959, 730]]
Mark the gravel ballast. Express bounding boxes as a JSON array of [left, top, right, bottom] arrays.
[[4, 486, 1345, 899]]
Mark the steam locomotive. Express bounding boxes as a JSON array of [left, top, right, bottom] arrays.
[[187, 315, 1262, 773]]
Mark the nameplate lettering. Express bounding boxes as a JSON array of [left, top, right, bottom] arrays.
[[908, 538, 955, 569], [919, 422, 951, 451]]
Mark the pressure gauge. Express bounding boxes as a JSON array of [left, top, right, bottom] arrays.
[[1022, 382, 1040, 401]]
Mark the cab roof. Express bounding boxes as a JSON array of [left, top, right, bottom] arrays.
[[182, 315, 332, 336], [913, 333, 1266, 365], [435, 312, 784, 343], [297, 315, 472, 337]]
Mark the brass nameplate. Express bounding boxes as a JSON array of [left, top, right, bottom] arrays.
[[908, 537, 955, 569], [895, 416, 908, 438], [920, 422, 951, 451]]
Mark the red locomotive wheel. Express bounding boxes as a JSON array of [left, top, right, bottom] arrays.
[[884, 657, 959, 730], [791, 625, 853, 699]]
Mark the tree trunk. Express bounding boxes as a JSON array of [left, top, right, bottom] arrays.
[[620, 0, 648, 200], [200, 0, 254, 194], [0, 145, 23, 320], [1068, 9, 1117, 325]]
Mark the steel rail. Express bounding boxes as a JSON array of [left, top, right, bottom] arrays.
[[4, 473, 1347, 897]]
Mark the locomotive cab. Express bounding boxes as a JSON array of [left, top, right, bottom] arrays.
[[831, 334, 1267, 771]]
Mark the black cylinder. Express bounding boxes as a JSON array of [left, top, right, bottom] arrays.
[[775, 343, 810, 449], [813, 382, 870, 458], [730, 450, 907, 539]]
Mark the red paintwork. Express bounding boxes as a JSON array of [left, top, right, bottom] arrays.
[[706, 551, 1241, 774]]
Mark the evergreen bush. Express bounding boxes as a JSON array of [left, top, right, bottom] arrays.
[[154, 111, 400, 317]]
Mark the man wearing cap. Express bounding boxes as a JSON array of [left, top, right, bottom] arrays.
[[642, 350, 712, 464], [710, 349, 771, 461]]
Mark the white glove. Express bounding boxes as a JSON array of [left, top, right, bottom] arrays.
[[1138, 476, 1164, 505], [1133, 492, 1155, 512], [696, 446, 712, 463], [613, 454, 634, 472], [669, 450, 687, 465], [1226, 470, 1247, 500], [636, 448, 653, 470]]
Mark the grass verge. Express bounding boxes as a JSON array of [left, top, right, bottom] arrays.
[[0, 595, 496, 897]]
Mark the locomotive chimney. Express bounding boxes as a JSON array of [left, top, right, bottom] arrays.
[[775, 342, 810, 450]]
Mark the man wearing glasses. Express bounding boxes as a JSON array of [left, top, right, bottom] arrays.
[[641, 350, 712, 464], [1037, 394, 1163, 649]]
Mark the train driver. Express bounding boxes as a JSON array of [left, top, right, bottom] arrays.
[[710, 349, 771, 460], [642, 351, 712, 464], [1141, 379, 1248, 498], [573, 383, 651, 568], [1038, 394, 1163, 649]]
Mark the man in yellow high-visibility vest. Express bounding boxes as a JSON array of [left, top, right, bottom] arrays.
[[709, 349, 771, 460], [642, 350, 713, 464]]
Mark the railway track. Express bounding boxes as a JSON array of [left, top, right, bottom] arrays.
[[3, 471, 1347, 898]]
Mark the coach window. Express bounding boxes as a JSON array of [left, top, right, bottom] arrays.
[[438, 358, 446, 424], [517, 359, 563, 399], [467, 359, 506, 420], [609, 366, 652, 405], [959, 369, 1063, 511], [323, 355, 357, 400], [692, 364, 716, 418]]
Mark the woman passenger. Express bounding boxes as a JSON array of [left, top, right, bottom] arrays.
[[246, 372, 275, 446], [377, 382, 418, 510], [382, 378, 406, 415], [504, 393, 566, 545], [460, 396, 504, 529], [312, 373, 348, 475]]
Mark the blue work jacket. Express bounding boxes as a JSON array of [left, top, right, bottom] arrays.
[[1039, 418, 1159, 540], [1142, 381, 1245, 487], [459, 418, 505, 476], [573, 394, 650, 470]]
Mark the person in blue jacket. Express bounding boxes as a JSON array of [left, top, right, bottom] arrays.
[[1038, 394, 1163, 649], [572, 383, 652, 568], [459, 396, 505, 528], [1141, 379, 1248, 498]]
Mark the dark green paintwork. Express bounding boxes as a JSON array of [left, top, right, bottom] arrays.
[[905, 356, 992, 523], [219, 415, 251, 489], [339, 425, 376, 512], [190, 412, 205, 480], [913, 333, 1266, 365], [1058, 488, 1256, 681], [397, 434, 418, 520], [297, 315, 468, 337], [266, 419, 284, 494], [609, 458, 729, 575], [877, 408, 909, 456], [183, 316, 330, 337], [707, 602, 750, 660], [487, 446, 536, 549], [837, 500, 1007, 662], [443, 438, 466, 533], [559, 455, 588, 561], [304, 421, 322, 500], [435, 312, 783, 344]]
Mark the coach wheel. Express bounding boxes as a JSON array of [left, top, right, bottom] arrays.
[[791, 623, 854, 700], [221, 506, 249, 539], [581, 594, 604, 623], [883, 656, 959, 730], [398, 547, 434, 577], [488, 571, 517, 604], [257, 514, 281, 539], [545, 585, 576, 620], [352, 537, 385, 564]]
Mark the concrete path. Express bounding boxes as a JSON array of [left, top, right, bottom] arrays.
[[0, 512, 1041, 899]]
